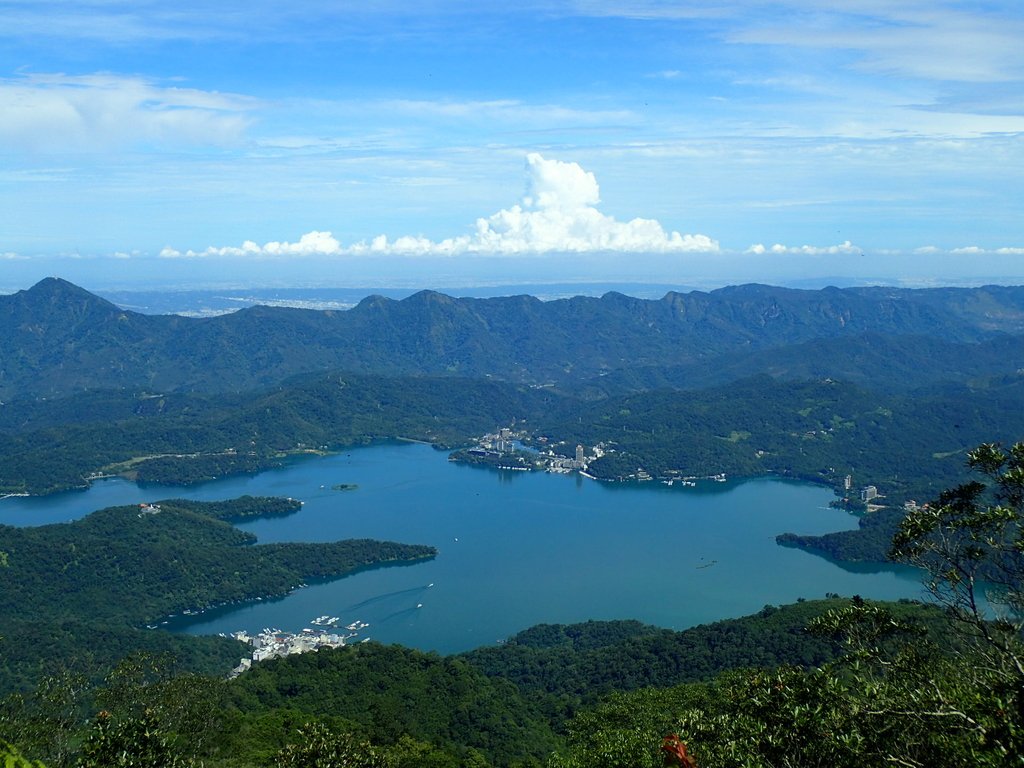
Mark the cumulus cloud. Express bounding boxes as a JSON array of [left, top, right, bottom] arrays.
[[161, 153, 719, 258], [746, 240, 860, 256]]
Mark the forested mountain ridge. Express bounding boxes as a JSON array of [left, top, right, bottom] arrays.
[[587, 331, 1024, 396], [5, 278, 1024, 399]]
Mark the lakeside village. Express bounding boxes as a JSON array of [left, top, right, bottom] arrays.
[[453, 427, 914, 515], [224, 615, 376, 679], [451, 426, 722, 486]]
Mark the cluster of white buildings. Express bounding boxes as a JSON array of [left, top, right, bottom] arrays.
[[226, 624, 363, 678], [490, 426, 605, 471], [480, 426, 518, 453], [860, 484, 879, 502], [844, 475, 886, 507], [470, 427, 596, 473], [543, 443, 591, 473]]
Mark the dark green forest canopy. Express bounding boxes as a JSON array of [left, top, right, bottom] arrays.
[[223, 642, 562, 766], [458, 599, 952, 703], [0, 596, 1005, 768], [219, 599, 945, 766], [155, 495, 302, 521]]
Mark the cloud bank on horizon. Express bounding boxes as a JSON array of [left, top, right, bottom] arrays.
[[153, 151, 1017, 265], [159, 154, 720, 259]]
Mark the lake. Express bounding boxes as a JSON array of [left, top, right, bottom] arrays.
[[0, 442, 924, 653]]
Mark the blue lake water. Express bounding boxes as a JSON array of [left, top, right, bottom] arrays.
[[0, 442, 924, 653]]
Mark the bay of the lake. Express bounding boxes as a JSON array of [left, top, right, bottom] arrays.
[[0, 442, 924, 653]]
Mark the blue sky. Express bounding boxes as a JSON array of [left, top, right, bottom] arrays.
[[1, 0, 1023, 290]]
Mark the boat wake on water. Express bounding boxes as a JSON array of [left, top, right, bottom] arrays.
[[347, 584, 433, 610]]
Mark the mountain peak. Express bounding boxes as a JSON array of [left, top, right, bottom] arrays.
[[29, 276, 85, 292], [23, 277, 115, 306], [1, 278, 123, 327], [406, 289, 454, 304]]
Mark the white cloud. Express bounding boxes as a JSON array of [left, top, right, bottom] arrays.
[[746, 240, 860, 256], [262, 231, 343, 256], [358, 153, 719, 255], [947, 245, 1024, 256], [160, 231, 343, 259], [0, 72, 256, 153], [162, 153, 719, 258]]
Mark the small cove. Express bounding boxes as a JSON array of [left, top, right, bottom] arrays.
[[0, 442, 924, 653]]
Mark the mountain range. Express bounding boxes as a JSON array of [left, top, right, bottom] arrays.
[[3, 277, 1024, 400]]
